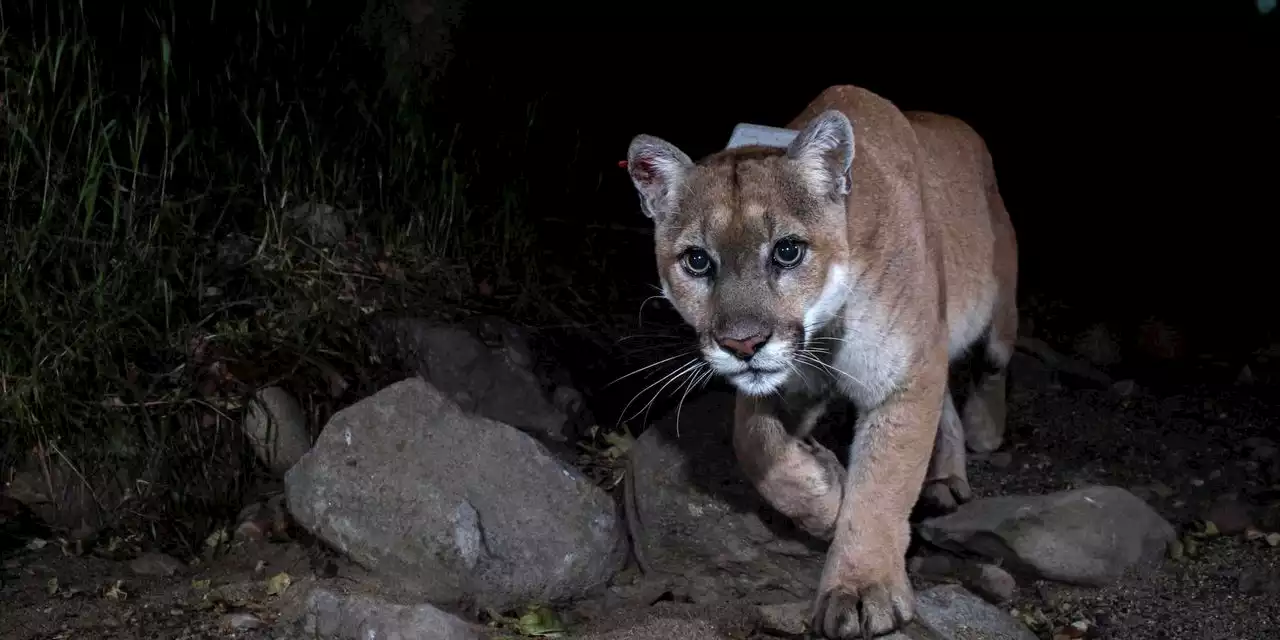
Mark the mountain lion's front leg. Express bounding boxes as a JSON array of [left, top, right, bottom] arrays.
[[733, 394, 845, 540], [812, 372, 943, 638]]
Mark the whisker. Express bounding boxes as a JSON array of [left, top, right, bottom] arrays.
[[606, 350, 695, 388], [793, 355, 827, 379], [633, 359, 705, 426], [618, 358, 702, 426], [795, 352, 867, 388], [615, 333, 686, 344], [672, 362, 710, 438], [636, 294, 668, 326]]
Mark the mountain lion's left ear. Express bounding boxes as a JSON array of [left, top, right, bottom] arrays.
[[787, 109, 855, 199]]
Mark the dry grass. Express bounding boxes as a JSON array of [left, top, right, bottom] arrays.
[[0, 0, 549, 554]]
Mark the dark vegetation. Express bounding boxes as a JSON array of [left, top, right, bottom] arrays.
[[0, 0, 578, 550]]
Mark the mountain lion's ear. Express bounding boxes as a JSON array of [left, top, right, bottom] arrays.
[[627, 134, 694, 222], [787, 110, 855, 199]]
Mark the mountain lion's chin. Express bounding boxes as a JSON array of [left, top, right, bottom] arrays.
[[728, 368, 789, 397]]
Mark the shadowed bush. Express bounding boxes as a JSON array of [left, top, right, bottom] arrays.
[[0, 0, 540, 552]]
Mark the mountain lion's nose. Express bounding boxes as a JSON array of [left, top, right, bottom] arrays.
[[717, 333, 771, 361]]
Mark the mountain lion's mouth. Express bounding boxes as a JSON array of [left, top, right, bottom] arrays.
[[729, 367, 790, 397]]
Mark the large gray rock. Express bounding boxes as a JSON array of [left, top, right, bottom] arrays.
[[624, 391, 826, 603], [285, 377, 627, 610], [918, 485, 1176, 586]]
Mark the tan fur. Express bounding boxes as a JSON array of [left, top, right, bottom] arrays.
[[626, 85, 1017, 638]]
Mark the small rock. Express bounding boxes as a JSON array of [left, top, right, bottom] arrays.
[[243, 386, 311, 477], [904, 584, 1037, 639], [1110, 379, 1137, 397], [552, 385, 585, 417], [1150, 482, 1176, 498], [129, 552, 185, 577], [575, 601, 757, 639], [297, 585, 485, 639], [220, 612, 265, 631], [962, 563, 1017, 604], [235, 495, 291, 543], [919, 485, 1176, 586], [757, 601, 809, 636], [1205, 497, 1254, 535]]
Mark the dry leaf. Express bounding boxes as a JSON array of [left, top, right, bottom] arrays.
[[265, 571, 292, 596]]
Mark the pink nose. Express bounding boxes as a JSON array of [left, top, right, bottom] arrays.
[[717, 334, 770, 360]]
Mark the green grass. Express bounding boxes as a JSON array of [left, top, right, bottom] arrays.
[[0, 2, 546, 552]]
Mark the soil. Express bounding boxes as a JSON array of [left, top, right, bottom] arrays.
[[3, 348, 1279, 640]]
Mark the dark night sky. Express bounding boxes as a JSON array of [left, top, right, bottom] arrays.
[[448, 17, 1277, 354]]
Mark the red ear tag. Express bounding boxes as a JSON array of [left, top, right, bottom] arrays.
[[618, 160, 629, 169]]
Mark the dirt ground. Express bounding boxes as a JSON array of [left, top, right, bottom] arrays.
[[2, 352, 1279, 639], [976, 361, 1280, 640]]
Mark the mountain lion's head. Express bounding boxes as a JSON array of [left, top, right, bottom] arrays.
[[626, 111, 857, 397]]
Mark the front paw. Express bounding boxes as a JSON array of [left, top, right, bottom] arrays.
[[919, 474, 973, 515], [811, 539, 914, 638]]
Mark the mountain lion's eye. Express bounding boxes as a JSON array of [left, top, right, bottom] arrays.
[[682, 248, 714, 277], [772, 238, 806, 268]]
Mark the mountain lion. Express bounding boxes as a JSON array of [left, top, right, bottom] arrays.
[[625, 85, 1018, 637]]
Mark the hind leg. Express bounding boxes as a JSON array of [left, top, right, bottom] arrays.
[[963, 297, 1017, 453], [921, 387, 973, 512]]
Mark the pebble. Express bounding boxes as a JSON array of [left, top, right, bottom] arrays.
[[129, 552, 185, 577], [219, 612, 266, 631], [756, 601, 809, 636], [964, 563, 1017, 604]]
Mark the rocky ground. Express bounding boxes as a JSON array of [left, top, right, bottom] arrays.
[[3, 316, 1279, 640]]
